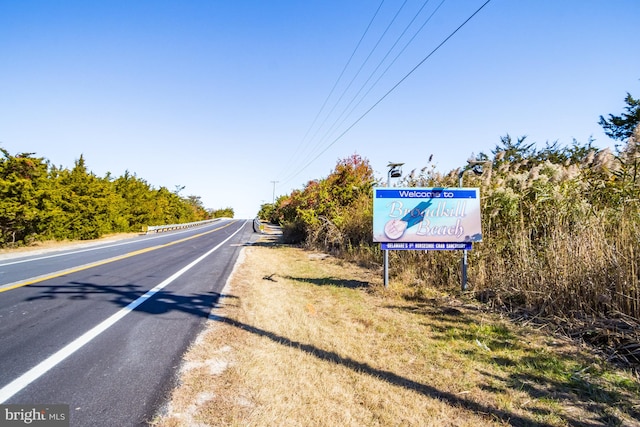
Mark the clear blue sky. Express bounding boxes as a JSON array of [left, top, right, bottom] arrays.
[[1, 0, 638, 218]]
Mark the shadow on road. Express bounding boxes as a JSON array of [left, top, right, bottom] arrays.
[[26, 280, 226, 319]]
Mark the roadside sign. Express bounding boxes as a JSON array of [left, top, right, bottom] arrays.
[[373, 187, 482, 245]]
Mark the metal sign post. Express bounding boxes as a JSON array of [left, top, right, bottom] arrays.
[[383, 163, 403, 288]]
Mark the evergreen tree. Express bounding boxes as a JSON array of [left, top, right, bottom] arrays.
[[54, 155, 120, 240], [0, 149, 49, 244], [599, 92, 640, 141]]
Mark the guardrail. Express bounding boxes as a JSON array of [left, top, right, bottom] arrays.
[[144, 218, 222, 234]]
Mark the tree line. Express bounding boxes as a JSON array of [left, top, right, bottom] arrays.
[[260, 90, 640, 321], [0, 150, 233, 246]]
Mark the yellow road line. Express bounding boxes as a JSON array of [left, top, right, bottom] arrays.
[[0, 221, 238, 293]]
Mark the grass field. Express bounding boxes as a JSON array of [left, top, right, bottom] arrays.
[[153, 236, 640, 427]]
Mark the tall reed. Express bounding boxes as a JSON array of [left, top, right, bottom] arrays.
[[390, 143, 640, 319]]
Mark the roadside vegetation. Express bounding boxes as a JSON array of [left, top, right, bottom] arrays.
[[0, 151, 233, 246], [259, 91, 640, 367]]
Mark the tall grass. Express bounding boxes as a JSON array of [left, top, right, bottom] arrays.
[[394, 141, 640, 320]]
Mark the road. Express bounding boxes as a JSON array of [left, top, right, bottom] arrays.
[[0, 219, 255, 426]]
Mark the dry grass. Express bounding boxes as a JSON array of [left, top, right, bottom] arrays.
[[153, 239, 640, 427]]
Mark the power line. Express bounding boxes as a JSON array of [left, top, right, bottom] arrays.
[[313, 0, 441, 155], [280, 0, 410, 184], [279, 0, 441, 185], [281, 0, 493, 186], [321, 0, 447, 147], [278, 0, 385, 179]]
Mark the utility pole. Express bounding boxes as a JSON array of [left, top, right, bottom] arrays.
[[270, 181, 278, 204]]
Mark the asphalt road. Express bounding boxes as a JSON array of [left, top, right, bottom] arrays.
[[0, 219, 255, 426]]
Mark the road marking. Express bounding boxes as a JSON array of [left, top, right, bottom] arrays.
[[0, 221, 238, 293], [0, 221, 246, 403]]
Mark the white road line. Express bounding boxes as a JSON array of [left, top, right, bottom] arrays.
[[0, 222, 245, 403]]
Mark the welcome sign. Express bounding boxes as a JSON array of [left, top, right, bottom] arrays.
[[373, 187, 482, 248]]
